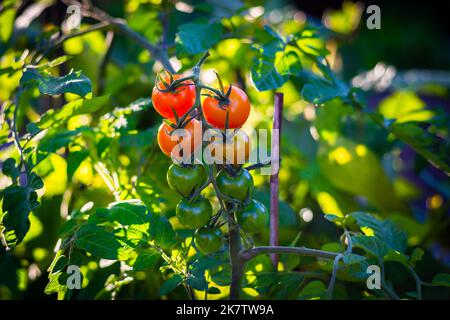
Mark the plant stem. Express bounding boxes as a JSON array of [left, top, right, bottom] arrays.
[[52, 21, 111, 49], [245, 161, 271, 171], [11, 89, 29, 177], [407, 265, 423, 300], [97, 30, 115, 95], [381, 283, 400, 300], [240, 246, 339, 262], [269, 92, 283, 267], [229, 212, 244, 300], [327, 254, 343, 299], [93, 162, 121, 201]]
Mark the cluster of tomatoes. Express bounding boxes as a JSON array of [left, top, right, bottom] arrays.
[[151, 71, 269, 255]]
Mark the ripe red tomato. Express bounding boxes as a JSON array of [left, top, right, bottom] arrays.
[[202, 86, 250, 129], [152, 74, 196, 119], [157, 118, 201, 161]]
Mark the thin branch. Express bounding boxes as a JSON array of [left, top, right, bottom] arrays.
[[245, 161, 271, 171], [11, 89, 29, 175], [407, 265, 423, 300], [327, 254, 343, 299], [53, 21, 111, 48], [380, 283, 400, 300], [240, 246, 339, 262], [34, 21, 111, 63], [97, 30, 115, 95], [61, 0, 175, 73], [111, 20, 175, 73], [377, 257, 400, 300]]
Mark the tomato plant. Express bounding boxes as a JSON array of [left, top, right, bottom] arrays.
[[0, 0, 449, 302]]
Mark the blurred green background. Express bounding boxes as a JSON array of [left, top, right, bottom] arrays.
[[0, 0, 449, 299]]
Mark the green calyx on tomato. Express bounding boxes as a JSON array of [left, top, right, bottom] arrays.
[[167, 164, 207, 197], [216, 169, 254, 202], [176, 197, 212, 229], [236, 199, 269, 233], [194, 227, 222, 254]]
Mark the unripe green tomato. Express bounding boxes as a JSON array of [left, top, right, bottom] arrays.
[[194, 227, 222, 254], [216, 169, 254, 202], [236, 200, 269, 233], [176, 197, 212, 229], [167, 164, 207, 197]]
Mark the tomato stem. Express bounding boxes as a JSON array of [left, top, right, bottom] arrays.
[[269, 92, 283, 267]]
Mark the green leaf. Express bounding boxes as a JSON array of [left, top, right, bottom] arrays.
[[67, 150, 89, 181], [187, 254, 223, 291], [0, 7, 16, 44], [26, 122, 40, 135], [0, 185, 39, 248], [186, 273, 209, 291], [432, 273, 450, 287], [159, 274, 183, 296], [114, 226, 148, 248], [149, 215, 177, 250], [133, 248, 160, 272], [39, 128, 85, 152], [342, 253, 366, 265], [135, 176, 163, 214], [251, 33, 286, 91], [276, 51, 302, 76], [109, 202, 150, 226], [176, 22, 222, 54], [2, 158, 19, 180], [251, 26, 303, 92], [45, 272, 68, 295], [207, 286, 221, 294], [348, 212, 407, 253], [378, 91, 433, 123], [35, 96, 109, 129], [119, 129, 155, 148], [351, 235, 388, 259], [384, 249, 409, 268], [318, 137, 406, 214], [410, 248, 424, 264], [301, 77, 349, 104], [298, 280, 327, 300], [21, 69, 92, 97], [312, 99, 353, 144], [390, 122, 450, 174], [47, 252, 68, 275], [28, 172, 44, 190], [324, 214, 344, 224], [75, 224, 122, 260], [37, 56, 71, 70]]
